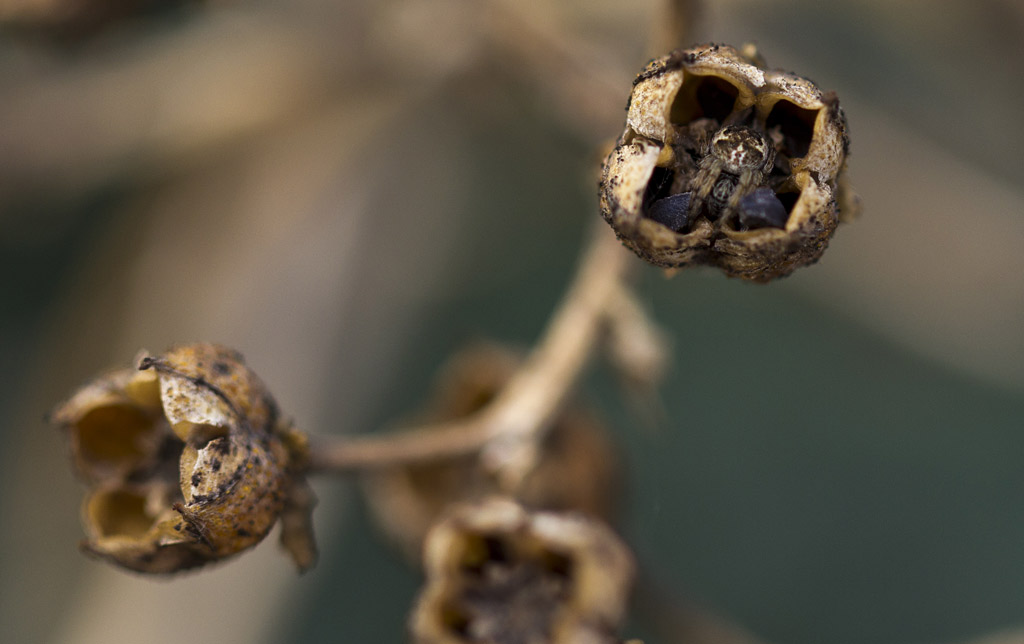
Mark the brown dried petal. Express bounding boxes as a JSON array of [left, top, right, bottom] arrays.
[[411, 497, 634, 644], [600, 43, 854, 281]]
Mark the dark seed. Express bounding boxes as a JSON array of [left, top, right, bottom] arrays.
[[738, 187, 788, 229], [646, 192, 692, 232]]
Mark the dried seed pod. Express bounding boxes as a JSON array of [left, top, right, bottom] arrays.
[[410, 497, 634, 644], [599, 43, 854, 281], [363, 344, 620, 562], [53, 343, 316, 574]]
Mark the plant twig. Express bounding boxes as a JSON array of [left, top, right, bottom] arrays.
[[305, 223, 633, 477]]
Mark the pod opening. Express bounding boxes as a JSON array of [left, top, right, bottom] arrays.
[[766, 100, 817, 159], [89, 489, 158, 538], [778, 191, 800, 215], [448, 534, 572, 641], [642, 166, 675, 206], [670, 74, 740, 125], [440, 604, 472, 637], [76, 404, 160, 470], [462, 534, 511, 574], [539, 548, 574, 581], [641, 168, 694, 233]]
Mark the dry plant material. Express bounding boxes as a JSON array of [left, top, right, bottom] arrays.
[[411, 497, 634, 644], [52, 343, 316, 573], [363, 344, 620, 562], [600, 43, 855, 281], [304, 226, 633, 483], [0, 0, 202, 43]]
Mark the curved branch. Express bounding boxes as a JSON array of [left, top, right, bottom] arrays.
[[305, 224, 633, 477]]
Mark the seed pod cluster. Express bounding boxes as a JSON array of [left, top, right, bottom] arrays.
[[410, 497, 634, 644], [600, 43, 855, 281], [52, 344, 316, 573]]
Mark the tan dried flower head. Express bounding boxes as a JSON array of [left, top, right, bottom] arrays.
[[600, 43, 857, 281], [410, 497, 634, 644], [52, 343, 316, 574], [363, 344, 620, 562]]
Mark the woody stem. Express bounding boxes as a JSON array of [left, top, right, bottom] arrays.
[[305, 222, 633, 475]]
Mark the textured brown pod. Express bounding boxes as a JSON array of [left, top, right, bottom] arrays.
[[410, 497, 634, 644], [52, 343, 316, 574], [363, 344, 620, 562], [600, 43, 855, 281]]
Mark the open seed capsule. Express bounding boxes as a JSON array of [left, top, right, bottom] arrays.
[[599, 43, 855, 281], [410, 498, 634, 644], [53, 344, 316, 573]]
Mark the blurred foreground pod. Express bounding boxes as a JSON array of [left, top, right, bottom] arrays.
[[410, 497, 634, 644]]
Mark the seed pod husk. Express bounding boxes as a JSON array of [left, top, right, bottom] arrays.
[[600, 43, 854, 281], [410, 497, 634, 644], [53, 343, 316, 573]]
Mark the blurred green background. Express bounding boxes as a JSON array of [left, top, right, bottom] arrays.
[[2, 1, 1023, 643]]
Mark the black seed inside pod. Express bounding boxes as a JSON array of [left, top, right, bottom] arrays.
[[646, 192, 692, 232], [738, 187, 788, 229]]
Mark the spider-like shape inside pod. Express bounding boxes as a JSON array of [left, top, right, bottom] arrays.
[[688, 125, 776, 227]]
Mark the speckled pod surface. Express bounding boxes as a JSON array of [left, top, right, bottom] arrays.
[[600, 43, 854, 281], [53, 343, 315, 573]]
